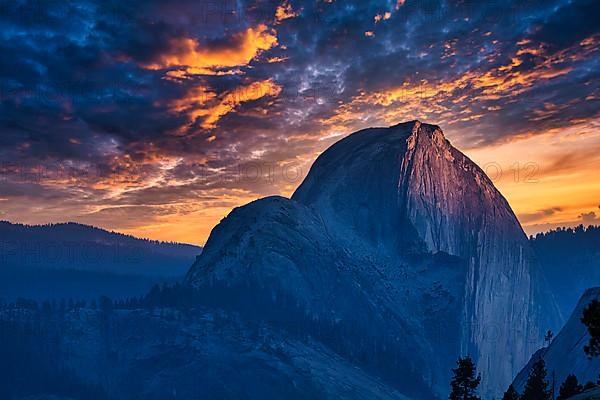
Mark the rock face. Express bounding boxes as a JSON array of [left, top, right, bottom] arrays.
[[292, 121, 562, 396], [513, 287, 600, 395], [187, 121, 561, 398]]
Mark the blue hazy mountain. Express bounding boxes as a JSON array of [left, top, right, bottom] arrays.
[[530, 225, 600, 317], [0, 221, 202, 300]]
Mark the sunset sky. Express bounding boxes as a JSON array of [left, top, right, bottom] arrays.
[[0, 0, 599, 245]]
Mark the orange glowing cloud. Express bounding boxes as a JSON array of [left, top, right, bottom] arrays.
[[142, 24, 278, 75], [275, 1, 299, 23], [169, 85, 217, 115], [171, 79, 282, 130], [267, 56, 289, 63], [323, 34, 599, 131], [374, 12, 391, 23]]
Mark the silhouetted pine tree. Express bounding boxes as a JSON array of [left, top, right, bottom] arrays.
[[557, 374, 583, 400], [521, 358, 551, 400], [582, 299, 600, 358], [449, 356, 481, 400], [501, 384, 519, 400]]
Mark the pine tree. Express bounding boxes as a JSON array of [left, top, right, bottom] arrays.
[[502, 384, 519, 400], [582, 299, 600, 358], [557, 374, 583, 400], [521, 358, 551, 400], [449, 356, 481, 400]]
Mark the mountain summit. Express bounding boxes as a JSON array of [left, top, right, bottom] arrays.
[[187, 121, 561, 398]]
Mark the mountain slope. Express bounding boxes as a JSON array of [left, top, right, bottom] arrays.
[[0, 305, 412, 400], [188, 195, 469, 397], [513, 287, 600, 394], [187, 121, 561, 398]]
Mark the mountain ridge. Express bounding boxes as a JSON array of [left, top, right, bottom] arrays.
[[0, 220, 200, 250], [0, 220, 202, 301]]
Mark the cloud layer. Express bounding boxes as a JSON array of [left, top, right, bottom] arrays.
[[1, 0, 599, 244]]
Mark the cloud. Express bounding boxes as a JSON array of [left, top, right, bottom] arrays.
[[519, 207, 563, 224], [141, 24, 278, 75], [579, 211, 599, 224], [170, 79, 282, 130], [322, 32, 599, 145], [275, 1, 299, 23], [1, 0, 600, 243]]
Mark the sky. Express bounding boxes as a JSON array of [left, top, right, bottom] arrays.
[[0, 0, 599, 245]]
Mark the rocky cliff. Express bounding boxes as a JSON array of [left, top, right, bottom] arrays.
[[292, 121, 561, 396], [187, 121, 561, 398]]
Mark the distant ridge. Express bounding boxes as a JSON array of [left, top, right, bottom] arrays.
[[0, 220, 202, 301], [530, 224, 600, 316], [0, 220, 199, 251]]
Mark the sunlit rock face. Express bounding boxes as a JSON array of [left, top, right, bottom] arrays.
[[188, 121, 561, 398]]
